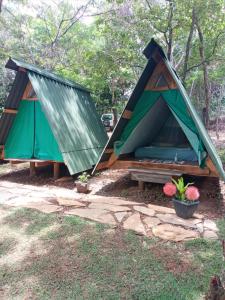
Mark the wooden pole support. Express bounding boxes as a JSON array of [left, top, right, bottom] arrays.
[[138, 181, 145, 191], [4, 109, 18, 114], [53, 162, 60, 180], [30, 162, 36, 176]]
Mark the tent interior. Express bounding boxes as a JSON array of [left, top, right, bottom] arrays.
[[119, 97, 198, 164], [4, 82, 63, 162]]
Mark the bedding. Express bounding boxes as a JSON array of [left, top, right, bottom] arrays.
[[134, 146, 198, 162]]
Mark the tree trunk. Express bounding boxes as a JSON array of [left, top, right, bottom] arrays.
[[167, 0, 174, 62], [195, 13, 210, 128], [182, 8, 195, 83], [0, 0, 3, 13], [111, 79, 117, 128]]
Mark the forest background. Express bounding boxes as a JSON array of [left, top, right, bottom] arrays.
[[0, 0, 225, 131]]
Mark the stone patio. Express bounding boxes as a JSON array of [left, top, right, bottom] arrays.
[[0, 180, 219, 242]]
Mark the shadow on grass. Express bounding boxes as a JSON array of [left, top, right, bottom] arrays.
[[0, 207, 224, 299], [0, 237, 18, 258]]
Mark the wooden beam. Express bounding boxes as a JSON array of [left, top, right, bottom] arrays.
[[104, 148, 114, 154], [4, 158, 52, 163], [10, 161, 25, 165], [35, 161, 52, 167], [152, 50, 162, 62], [145, 60, 165, 90], [111, 160, 213, 177], [4, 109, 18, 114], [53, 162, 60, 180], [18, 67, 26, 73], [206, 157, 219, 176], [122, 110, 132, 119], [0, 145, 4, 160], [107, 152, 118, 168], [22, 98, 38, 101], [95, 161, 109, 171], [145, 59, 177, 90], [30, 162, 36, 176], [138, 181, 145, 191]]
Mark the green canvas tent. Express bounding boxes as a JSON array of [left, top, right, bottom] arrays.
[[0, 58, 108, 176], [94, 39, 225, 181]]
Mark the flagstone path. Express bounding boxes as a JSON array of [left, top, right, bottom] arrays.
[[0, 180, 219, 242]]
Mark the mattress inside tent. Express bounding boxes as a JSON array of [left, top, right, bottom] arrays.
[[134, 146, 198, 162], [120, 97, 198, 162]]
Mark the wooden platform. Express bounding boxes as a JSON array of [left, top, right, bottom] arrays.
[[129, 168, 182, 189], [110, 158, 215, 177], [4, 159, 64, 179]]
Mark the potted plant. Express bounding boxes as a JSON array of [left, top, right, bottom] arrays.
[[163, 177, 200, 219], [75, 172, 90, 193]]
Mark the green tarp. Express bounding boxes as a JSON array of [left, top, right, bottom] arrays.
[[114, 89, 207, 166], [5, 100, 63, 161]]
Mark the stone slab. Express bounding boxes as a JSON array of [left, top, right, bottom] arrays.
[[203, 219, 218, 232], [88, 202, 131, 212], [193, 213, 204, 219], [156, 213, 202, 229], [57, 198, 86, 207], [152, 224, 199, 242], [133, 206, 155, 217], [20, 203, 63, 214], [123, 213, 146, 235], [85, 196, 142, 206], [196, 223, 204, 234], [65, 208, 116, 225], [143, 216, 161, 228], [114, 212, 130, 222], [203, 230, 218, 240], [148, 204, 175, 214]]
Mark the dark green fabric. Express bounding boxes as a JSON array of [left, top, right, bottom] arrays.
[[5, 100, 63, 161], [114, 91, 160, 155], [164, 58, 225, 180], [114, 89, 206, 166], [162, 90, 206, 166], [34, 102, 63, 161], [29, 72, 108, 175], [5, 101, 35, 159]]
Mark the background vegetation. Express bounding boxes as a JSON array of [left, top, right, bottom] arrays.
[[0, 0, 225, 128]]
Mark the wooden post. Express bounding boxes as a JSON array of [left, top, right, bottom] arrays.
[[30, 162, 36, 176], [53, 162, 60, 180], [138, 181, 145, 191]]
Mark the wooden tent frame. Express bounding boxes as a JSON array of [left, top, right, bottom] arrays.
[[95, 47, 219, 179], [1, 78, 64, 179]]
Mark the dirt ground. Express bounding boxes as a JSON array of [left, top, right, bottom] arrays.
[[0, 164, 224, 220], [0, 129, 224, 220]]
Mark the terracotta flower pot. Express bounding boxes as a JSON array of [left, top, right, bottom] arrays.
[[172, 198, 199, 219], [76, 181, 89, 194]]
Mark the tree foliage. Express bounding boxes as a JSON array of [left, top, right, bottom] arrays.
[[0, 0, 224, 121]]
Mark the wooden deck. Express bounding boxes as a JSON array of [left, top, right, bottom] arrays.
[[109, 158, 217, 177]]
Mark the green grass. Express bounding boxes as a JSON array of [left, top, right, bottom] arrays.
[[218, 149, 225, 163], [0, 206, 224, 299]]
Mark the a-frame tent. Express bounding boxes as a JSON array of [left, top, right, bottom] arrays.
[[0, 58, 108, 177], [94, 39, 225, 181]]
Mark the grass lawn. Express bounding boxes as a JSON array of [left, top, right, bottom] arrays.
[[0, 205, 224, 300]]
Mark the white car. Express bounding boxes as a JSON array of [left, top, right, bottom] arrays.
[[101, 113, 114, 131]]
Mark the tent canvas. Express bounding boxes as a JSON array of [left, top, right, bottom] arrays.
[[94, 39, 225, 181], [4, 100, 63, 161], [0, 58, 108, 175]]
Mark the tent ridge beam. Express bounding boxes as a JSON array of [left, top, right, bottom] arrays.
[[122, 110, 133, 119], [4, 109, 18, 114]]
